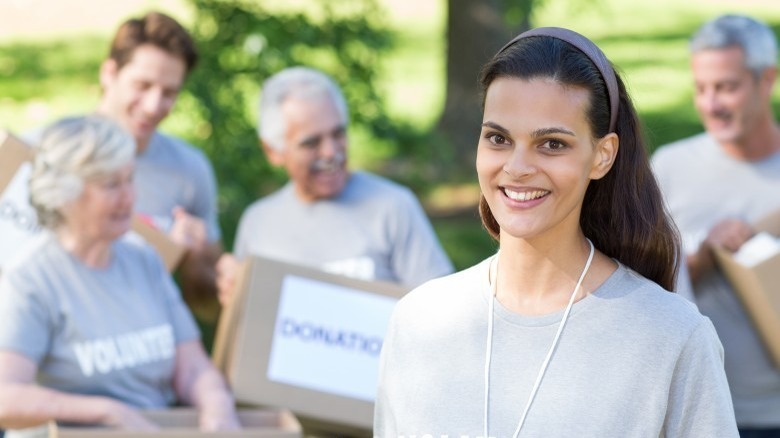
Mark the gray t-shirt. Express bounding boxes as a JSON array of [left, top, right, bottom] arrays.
[[375, 258, 737, 437], [652, 133, 780, 427], [134, 132, 221, 242], [234, 171, 453, 288], [0, 232, 200, 410]]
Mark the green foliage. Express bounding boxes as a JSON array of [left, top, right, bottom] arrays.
[[184, 0, 428, 249], [435, 215, 498, 271], [5, 0, 779, 271], [0, 38, 104, 130]]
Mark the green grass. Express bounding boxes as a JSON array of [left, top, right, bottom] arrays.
[[3, 0, 780, 270]]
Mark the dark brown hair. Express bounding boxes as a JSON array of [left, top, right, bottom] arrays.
[[108, 11, 197, 74], [478, 34, 681, 291]]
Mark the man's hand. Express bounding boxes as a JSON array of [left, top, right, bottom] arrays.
[[169, 206, 223, 324], [688, 218, 754, 283], [169, 206, 208, 253], [706, 218, 754, 252], [216, 253, 240, 307]]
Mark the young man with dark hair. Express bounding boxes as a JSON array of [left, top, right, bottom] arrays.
[[96, 12, 222, 328]]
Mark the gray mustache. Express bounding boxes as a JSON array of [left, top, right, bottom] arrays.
[[312, 152, 346, 172], [709, 110, 731, 120]]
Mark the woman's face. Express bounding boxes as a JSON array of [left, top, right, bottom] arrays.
[[476, 77, 616, 243], [62, 161, 136, 242]]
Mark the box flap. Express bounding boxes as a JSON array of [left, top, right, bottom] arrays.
[[212, 258, 253, 374], [0, 130, 34, 194], [130, 216, 186, 272], [49, 407, 301, 437]]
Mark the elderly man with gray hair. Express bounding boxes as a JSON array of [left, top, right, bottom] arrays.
[[217, 67, 453, 302], [652, 14, 780, 436], [0, 116, 239, 436]]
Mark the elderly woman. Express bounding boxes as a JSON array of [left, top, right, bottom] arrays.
[[0, 116, 239, 436]]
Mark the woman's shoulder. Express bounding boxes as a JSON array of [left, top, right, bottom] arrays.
[[3, 232, 60, 278], [1, 233, 67, 308], [394, 258, 491, 319], [603, 264, 708, 335]]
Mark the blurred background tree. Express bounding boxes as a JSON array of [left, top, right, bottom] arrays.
[[183, 0, 499, 263], [436, 0, 544, 177], [185, 0, 406, 251]]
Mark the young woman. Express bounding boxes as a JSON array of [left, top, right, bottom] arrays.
[[374, 27, 738, 437]]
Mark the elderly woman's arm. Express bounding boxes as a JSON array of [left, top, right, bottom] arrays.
[[0, 351, 156, 430], [173, 340, 240, 430]]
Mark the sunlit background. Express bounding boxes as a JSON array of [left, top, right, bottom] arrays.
[[1, 0, 779, 269]]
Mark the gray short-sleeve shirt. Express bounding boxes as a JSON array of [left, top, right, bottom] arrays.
[[0, 232, 200, 408], [134, 132, 221, 242], [234, 171, 453, 288], [375, 259, 738, 437]]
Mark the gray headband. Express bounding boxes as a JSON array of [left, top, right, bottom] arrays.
[[497, 27, 619, 134]]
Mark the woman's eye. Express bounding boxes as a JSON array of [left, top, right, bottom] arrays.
[[97, 177, 124, 190], [544, 140, 566, 150], [488, 134, 508, 145]]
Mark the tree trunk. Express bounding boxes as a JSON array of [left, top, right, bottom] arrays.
[[436, 0, 509, 176]]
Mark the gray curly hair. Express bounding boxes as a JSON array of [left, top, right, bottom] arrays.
[[30, 115, 136, 229]]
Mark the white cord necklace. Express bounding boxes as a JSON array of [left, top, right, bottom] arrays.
[[483, 239, 595, 438]]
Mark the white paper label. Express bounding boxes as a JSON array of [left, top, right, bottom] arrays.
[[267, 275, 397, 401], [734, 231, 780, 267], [0, 163, 41, 269]]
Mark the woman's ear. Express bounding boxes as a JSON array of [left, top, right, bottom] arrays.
[[590, 133, 619, 180]]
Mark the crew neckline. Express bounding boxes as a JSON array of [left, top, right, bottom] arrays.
[[478, 255, 626, 328]]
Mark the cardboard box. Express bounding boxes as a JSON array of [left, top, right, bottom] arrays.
[[712, 209, 780, 368], [129, 216, 186, 272], [213, 256, 408, 435], [0, 129, 184, 272], [48, 407, 301, 437], [0, 131, 40, 272]]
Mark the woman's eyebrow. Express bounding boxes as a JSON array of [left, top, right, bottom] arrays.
[[531, 126, 576, 137], [482, 122, 576, 138], [481, 121, 510, 134]]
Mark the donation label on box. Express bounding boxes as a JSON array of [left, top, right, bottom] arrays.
[[267, 275, 396, 401]]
